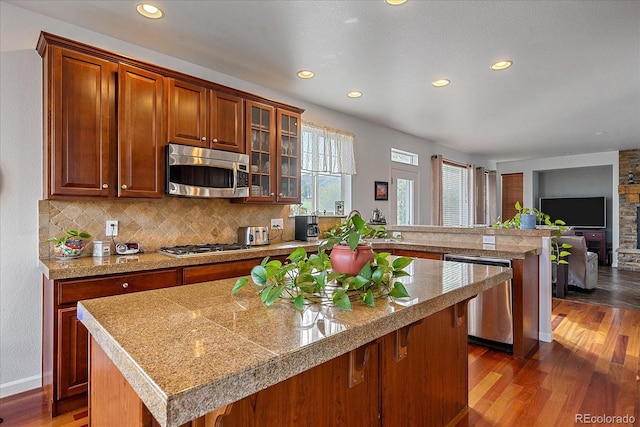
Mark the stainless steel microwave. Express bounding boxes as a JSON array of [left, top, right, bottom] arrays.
[[166, 144, 249, 198]]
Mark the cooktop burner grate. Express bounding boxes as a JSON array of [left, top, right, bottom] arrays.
[[159, 243, 252, 257]]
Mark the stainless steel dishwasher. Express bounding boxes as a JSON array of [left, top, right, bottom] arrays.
[[444, 254, 513, 352]]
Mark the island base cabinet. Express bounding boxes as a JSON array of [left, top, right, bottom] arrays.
[[379, 304, 469, 426], [89, 303, 470, 427]]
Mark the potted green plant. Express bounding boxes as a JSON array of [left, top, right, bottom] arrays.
[[47, 229, 92, 259], [320, 211, 386, 275], [493, 202, 572, 281], [232, 213, 412, 311]]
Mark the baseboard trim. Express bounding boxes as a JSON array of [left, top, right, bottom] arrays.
[[0, 374, 41, 398], [539, 331, 553, 343]]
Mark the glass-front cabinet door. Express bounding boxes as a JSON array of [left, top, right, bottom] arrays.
[[276, 111, 301, 203], [246, 101, 276, 202]]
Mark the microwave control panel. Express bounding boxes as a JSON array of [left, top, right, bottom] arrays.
[[237, 170, 249, 188]]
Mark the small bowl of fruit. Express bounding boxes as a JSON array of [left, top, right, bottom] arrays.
[[48, 230, 92, 260]]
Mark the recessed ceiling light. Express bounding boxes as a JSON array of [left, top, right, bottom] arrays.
[[297, 70, 315, 79], [491, 60, 513, 70], [347, 91, 363, 98], [385, 0, 408, 5], [431, 79, 450, 87], [136, 3, 163, 19]]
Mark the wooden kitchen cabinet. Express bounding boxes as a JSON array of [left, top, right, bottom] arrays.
[[239, 101, 301, 204], [40, 40, 165, 199], [118, 64, 165, 198], [42, 268, 181, 416], [39, 32, 303, 200], [42, 45, 117, 198], [276, 110, 301, 204], [166, 78, 244, 152], [379, 304, 469, 426], [244, 101, 277, 202]]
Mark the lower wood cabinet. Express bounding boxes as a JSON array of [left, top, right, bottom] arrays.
[[43, 268, 181, 416]]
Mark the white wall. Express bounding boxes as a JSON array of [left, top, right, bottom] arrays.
[[0, 2, 492, 397]]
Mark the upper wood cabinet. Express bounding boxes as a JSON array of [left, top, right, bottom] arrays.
[[276, 110, 301, 204], [38, 32, 303, 201], [166, 78, 244, 152], [42, 46, 165, 199], [241, 101, 301, 204], [118, 64, 165, 198], [44, 46, 116, 198]]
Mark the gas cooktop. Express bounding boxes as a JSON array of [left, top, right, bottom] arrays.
[[159, 243, 253, 258]]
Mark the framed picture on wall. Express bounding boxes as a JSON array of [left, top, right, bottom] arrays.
[[374, 181, 388, 201]]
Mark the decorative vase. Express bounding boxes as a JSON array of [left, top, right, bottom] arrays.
[[330, 244, 374, 276], [520, 213, 536, 230]]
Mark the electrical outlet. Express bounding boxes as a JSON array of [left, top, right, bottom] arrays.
[[106, 220, 119, 237], [482, 235, 496, 245], [270, 218, 283, 229]]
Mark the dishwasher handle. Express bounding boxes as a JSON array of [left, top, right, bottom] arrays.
[[444, 254, 512, 267]]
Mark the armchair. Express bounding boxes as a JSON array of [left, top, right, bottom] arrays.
[[556, 235, 598, 290]]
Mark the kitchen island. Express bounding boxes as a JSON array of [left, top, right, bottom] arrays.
[[78, 258, 511, 427]]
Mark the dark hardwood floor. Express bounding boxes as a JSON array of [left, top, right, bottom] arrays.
[[563, 266, 640, 311]]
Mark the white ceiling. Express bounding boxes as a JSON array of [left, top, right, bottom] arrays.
[[9, 0, 640, 162]]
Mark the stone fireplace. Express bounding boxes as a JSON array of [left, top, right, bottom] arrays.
[[617, 149, 640, 270]]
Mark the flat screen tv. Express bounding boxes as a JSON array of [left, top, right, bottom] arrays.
[[539, 196, 606, 229]]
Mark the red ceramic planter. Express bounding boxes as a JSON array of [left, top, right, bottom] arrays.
[[330, 244, 374, 276]]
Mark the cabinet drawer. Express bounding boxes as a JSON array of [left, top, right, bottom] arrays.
[[183, 256, 288, 285], [58, 269, 180, 305], [581, 232, 604, 240], [393, 249, 443, 260]]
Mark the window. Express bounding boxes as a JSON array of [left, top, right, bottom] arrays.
[[391, 148, 419, 166], [297, 123, 356, 215], [442, 162, 469, 226]]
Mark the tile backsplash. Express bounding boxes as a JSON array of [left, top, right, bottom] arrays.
[[39, 198, 293, 259]]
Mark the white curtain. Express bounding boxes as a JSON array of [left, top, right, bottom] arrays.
[[431, 154, 443, 225], [301, 122, 356, 175]]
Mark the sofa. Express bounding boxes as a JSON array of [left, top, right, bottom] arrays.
[[556, 235, 599, 290]]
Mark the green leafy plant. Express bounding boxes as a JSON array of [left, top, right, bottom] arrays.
[[46, 229, 92, 246], [47, 229, 92, 259], [232, 246, 411, 311], [321, 211, 387, 251], [232, 213, 413, 311], [493, 202, 571, 263]]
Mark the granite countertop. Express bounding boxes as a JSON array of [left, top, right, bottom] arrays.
[[40, 240, 540, 281], [78, 258, 512, 427]]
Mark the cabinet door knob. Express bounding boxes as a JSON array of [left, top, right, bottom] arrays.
[[102, 184, 108, 189], [201, 136, 207, 141], [121, 184, 128, 190], [278, 193, 284, 197], [270, 193, 275, 196], [122, 282, 129, 289], [212, 138, 218, 143]]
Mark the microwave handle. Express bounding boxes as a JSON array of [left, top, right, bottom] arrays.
[[232, 163, 237, 194]]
